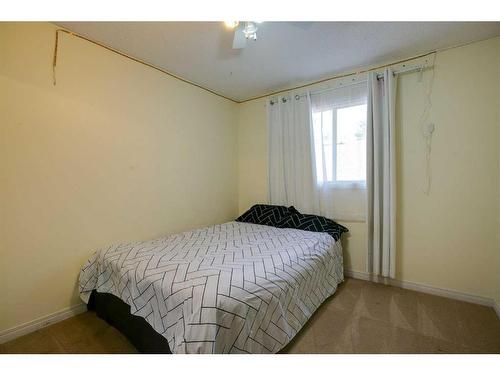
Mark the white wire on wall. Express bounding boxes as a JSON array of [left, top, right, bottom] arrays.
[[419, 53, 437, 196]]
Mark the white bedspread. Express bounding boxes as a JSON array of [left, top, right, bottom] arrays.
[[79, 221, 343, 353]]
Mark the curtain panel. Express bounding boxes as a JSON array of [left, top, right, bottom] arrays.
[[267, 94, 319, 214], [366, 69, 397, 278]]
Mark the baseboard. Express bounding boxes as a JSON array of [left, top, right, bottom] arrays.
[[345, 269, 500, 318], [0, 303, 87, 344]]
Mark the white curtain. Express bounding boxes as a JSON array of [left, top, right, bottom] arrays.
[[268, 93, 319, 214], [366, 69, 397, 278], [310, 82, 367, 221]]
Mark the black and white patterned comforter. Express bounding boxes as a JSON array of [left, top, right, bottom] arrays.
[[79, 221, 343, 353]]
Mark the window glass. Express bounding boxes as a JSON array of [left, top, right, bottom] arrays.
[[336, 104, 367, 182], [312, 104, 366, 185]]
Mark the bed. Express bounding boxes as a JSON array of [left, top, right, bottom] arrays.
[[79, 220, 344, 354]]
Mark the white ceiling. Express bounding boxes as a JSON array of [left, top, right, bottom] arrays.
[[55, 22, 500, 102]]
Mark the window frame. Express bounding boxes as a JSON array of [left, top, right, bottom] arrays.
[[313, 98, 367, 189]]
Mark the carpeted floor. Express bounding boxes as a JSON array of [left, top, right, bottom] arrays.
[[1, 278, 499, 354]]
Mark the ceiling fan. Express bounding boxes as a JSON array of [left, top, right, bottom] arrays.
[[224, 21, 261, 49]]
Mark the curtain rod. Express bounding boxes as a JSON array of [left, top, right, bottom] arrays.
[[52, 28, 239, 104], [376, 64, 427, 80], [270, 63, 428, 104], [271, 79, 367, 104]]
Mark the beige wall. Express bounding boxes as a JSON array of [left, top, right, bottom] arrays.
[[237, 36, 500, 301], [0, 23, 238, 331], [237, 99, 268, 213], [497, 107, 500, 309], [395, 37, 499, 299]]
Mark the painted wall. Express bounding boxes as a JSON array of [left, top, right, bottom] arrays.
[[395, 37, 499, 299], [0, 23, 238, 332], [497, 112, 500, 309], [237, 36, 500, 301]]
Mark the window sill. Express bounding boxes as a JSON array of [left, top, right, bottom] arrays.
[[318, 181, 366, 190]]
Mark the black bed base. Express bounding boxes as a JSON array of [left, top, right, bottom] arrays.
[[87, 290, 171, 354], [87, 290, 302, 354]]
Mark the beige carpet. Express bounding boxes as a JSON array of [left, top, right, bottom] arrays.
[[1, 278, 499, 354]]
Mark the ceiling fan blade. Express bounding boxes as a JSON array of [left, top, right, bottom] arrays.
[[232, 25, 247, 49]]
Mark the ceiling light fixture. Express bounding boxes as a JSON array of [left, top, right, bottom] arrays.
[[224, 21, 239, 29], [243, 22, 258, 41], [226, 21, 264, 49]]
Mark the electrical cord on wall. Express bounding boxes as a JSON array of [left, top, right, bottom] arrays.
[[423, 123, 434, 195], [419, 53, 437, 196]]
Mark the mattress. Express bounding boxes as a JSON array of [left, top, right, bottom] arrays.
[[79, 221, 344, 353]]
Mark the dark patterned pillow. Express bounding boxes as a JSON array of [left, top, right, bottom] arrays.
[[236, 204, 296, 227], [276, 212, 348, 241]]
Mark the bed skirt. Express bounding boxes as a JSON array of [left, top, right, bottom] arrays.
[[87, 290, 171, 354]]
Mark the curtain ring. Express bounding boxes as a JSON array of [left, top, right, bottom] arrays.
[[270, 100, 275, 105], [282, 97, 287, 103], [295, 95, 300, 100]]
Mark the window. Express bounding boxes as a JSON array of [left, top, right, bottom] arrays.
[[312, 101, 367, 187]]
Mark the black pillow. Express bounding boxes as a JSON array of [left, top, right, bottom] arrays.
[[276, 212, 348, 241], [236, 204, 296, 227]]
